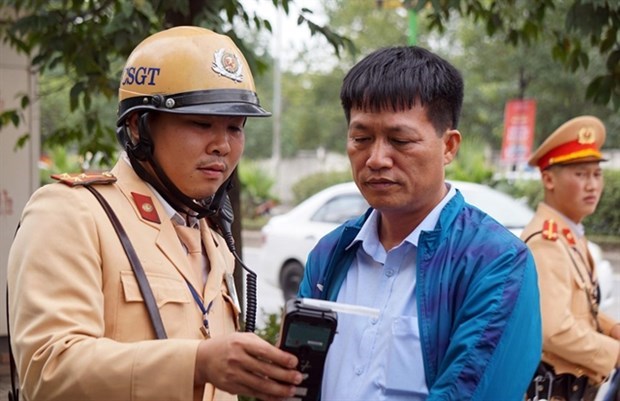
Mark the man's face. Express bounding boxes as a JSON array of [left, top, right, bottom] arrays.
[[346, 105, 460, 224], [135, 112, 245, 200], [542, 161, 604, 223]]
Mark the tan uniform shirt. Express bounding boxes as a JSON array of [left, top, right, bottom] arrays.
[[8, 159, 239, 401], [521, 202, 619, 383]]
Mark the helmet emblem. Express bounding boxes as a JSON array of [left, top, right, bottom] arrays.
[[212, 48, 244, 82]]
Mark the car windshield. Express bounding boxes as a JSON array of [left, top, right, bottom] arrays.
[[311, 193, 369, 224]]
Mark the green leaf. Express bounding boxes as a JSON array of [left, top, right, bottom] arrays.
[[69, 82, 84, 111], [607, 50, 620, 71], [586, 76, 603, 99], [10, 112, 20, 127], [20, 95, 30, 108], [14, 133, 31, 150]]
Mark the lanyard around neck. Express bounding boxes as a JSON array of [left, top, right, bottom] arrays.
[[185, 280, 213, 338]]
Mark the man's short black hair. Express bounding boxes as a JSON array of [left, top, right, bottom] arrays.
[[340, 46, 464, 135]]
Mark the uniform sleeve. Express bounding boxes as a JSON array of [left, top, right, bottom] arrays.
[[7, 184, 200, 401], [528, 236, 619, 377]]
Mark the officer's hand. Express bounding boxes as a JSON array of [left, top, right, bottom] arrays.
[[195, 332, 302, 401]]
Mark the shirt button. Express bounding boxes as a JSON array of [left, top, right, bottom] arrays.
[[370, 317, 378, 325], [385, 269, 394, 277], [355, 367, 363, 375]]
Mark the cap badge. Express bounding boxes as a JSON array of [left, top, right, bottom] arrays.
[[212, 48, 244, 83], [577, 126, 596, 145]]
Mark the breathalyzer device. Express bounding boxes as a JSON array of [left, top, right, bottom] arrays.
[[279, 298, 338, 401]]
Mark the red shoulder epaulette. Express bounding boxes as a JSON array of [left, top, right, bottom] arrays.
[[541, 219, 559, 241], [51, 172, 117, 187]]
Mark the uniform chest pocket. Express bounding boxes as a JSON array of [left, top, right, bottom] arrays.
[[121, 271, 191, 307], [384, 316, 428, 397], [116, 271, 193, 339]]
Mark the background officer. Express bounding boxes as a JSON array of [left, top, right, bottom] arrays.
[[8, 26, 302, 401], [522, 115, 620, 401]]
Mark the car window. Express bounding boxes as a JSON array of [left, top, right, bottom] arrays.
[[311, 193, 369, 224], [457, 187, 534, 229]]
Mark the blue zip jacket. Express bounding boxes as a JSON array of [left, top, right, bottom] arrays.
[[299, 190, 542, 401]]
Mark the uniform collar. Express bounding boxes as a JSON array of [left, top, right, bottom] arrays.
[[542, 202, 585, 238], [122, 152, 198, 228]]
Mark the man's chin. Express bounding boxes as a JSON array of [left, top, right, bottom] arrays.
[[184, 187, 219, 202]]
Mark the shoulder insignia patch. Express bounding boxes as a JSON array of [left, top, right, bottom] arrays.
[[542, 219, 559, 241], [562, 228, 576, 246], [51, 172, 117, 187]]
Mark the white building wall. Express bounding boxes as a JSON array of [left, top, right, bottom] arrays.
[[0, 41, 40, 336], [258, 148, 350, 204]]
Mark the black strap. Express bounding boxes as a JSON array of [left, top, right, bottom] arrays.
[[85, 186, 167, 339], [7, 285, 19, 401], [523, 230, 542, 244], [7, 223, 20, 401]]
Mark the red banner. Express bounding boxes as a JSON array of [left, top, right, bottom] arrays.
[[500, 99, 536, 166]]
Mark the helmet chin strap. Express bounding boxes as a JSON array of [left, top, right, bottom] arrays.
[[126, 113, 216, 219]]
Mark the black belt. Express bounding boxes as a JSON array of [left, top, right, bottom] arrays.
[[526, 362, 598, 401]]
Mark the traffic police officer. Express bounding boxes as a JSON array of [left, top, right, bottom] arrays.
[[7, 26, 302, 401], [522, 115, 620, 401]]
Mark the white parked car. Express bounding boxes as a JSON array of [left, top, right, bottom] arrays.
[[258, 181, 614, 312]]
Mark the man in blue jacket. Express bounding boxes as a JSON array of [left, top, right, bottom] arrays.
[[298, 46, 542, 400]]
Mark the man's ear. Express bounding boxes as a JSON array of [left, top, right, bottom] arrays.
[[443, 129, 461, 165], [126, 112, 140, 144], [541, 169, 555, 191]]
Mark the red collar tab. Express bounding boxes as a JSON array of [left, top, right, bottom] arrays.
[[131, 192, 161, 224], [562, 228, 576, 246], [542, 219, 559, 241], [52, 172, 116, 187]]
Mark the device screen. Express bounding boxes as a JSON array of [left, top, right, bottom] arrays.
[[284, 321, 333, 351]]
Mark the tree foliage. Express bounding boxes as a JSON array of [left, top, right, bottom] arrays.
[[416, 0, 620, 110], [3, 0, 619, 171], [244, 0, 412, 159], [441, 10, 620, 150], [0, 0, 352, 163], [253, 0, 619, 163]]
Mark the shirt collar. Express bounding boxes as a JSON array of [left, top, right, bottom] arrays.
[[351, 182, 457, 250]]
